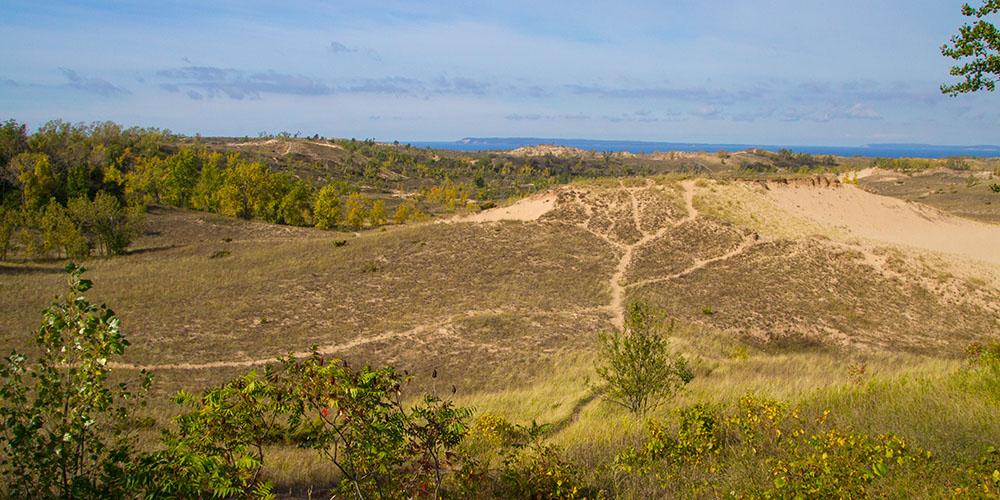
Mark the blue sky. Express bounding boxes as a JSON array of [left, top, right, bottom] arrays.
[[1, 0, 997, 145]]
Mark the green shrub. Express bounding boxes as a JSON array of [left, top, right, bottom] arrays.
[[615, 404, 721, 475], [764, 430, 927, 499], [0, 264, 152, 499], [277, 349, 472, 499], [594, 301, 693, 415]]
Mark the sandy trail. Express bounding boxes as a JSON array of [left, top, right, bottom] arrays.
[[766, 184, 1000, 265], [114, 307, 609, 371], [626, 235, 758, 290], [606, 180, 698, 329]]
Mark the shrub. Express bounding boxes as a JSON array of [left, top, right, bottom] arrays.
[[140, 370, 286, 499], [276, 349, 472, 499], [765, 430, 925, 499], [0, 264, 152, 499], [615, 404, 721, 475], [966, 341, 1000, 372], [483, 419, 594, 500], [954, 446, 1000, 497], [594, 301, 693, 415]]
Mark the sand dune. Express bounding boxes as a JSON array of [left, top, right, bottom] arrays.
[[766, 183, 1000, 265], [456, 193, 557, 222]]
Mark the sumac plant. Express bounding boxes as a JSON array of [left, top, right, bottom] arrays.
[[164, 348, 473, 500], [277, 349, 473, 500]]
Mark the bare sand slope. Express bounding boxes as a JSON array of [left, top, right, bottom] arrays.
[[456, 193, 558, 223], [766, 183, 1000, 265]]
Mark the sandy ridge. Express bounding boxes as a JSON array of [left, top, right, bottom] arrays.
[[766, 183, 1000, 265], [452, 192, 558, 223]]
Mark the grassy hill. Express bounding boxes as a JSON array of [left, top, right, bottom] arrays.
[[3, 121, 1000, 496], [4, 167, 1000, 495]]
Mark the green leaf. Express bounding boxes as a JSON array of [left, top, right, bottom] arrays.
[[872, 461, 887, 477]]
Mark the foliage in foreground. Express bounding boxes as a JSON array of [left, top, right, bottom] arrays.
[[941, 0, 1000, 95], [0, 263, 151, 498], [6, 267, 1000, 499]]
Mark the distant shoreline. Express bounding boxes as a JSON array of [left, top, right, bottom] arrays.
[[407, 137, 1000, 159]]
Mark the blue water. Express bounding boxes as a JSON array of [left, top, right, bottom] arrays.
[[406, 137, 1000, 159]]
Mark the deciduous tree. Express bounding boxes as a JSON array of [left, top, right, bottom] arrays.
[[313, 183, 343, 229], [595, 301, 693, 415], [0, 264, 152, 499]]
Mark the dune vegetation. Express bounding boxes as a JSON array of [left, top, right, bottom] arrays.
[[3, 120, 1000, 498]]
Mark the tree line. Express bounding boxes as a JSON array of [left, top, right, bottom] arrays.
[[0, 119, 430, 261]]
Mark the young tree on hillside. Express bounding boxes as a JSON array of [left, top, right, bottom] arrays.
[[344, 192, 370, 228], [0, 264, 152, 498], [369, 199, 387, 226], [595, 301, 693, 415], [942, 0, 1000, 94]]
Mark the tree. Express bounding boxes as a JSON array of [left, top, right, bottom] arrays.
[[369, 199, 387, 226], [0, 207, 19, 260], [267, 172, 311, 226], [161, 148, 200, 208], [218, 155, 270, 220], [124, 156, 165, 205], [68, 192, 143, 256], [594, 301, 693, 415], [942, 0, 1000, 95], [39, 200, 89, 259], [313, 183, 343, 229], [392, 200, 422, 224], [345, 192, 371, 228], [0, 119, 28, 167], [13, 152, 58, 210], [0, 264, 152, 498], [191, 152, 224, 212]]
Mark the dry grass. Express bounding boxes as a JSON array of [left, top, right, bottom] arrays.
[[1, 206, 617, 395], [860, 168, 1000, 224], [629, 237, 1000, 354], [3, 174, 1000, 496]]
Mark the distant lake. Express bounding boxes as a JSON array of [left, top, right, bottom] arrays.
[[407, 138, 1000, 159]]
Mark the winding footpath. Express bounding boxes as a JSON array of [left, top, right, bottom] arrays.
[[605, 180, 697, 328], [116, 180, 767, 371]]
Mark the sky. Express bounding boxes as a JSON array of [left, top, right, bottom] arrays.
[[1, 0, 998, 146]]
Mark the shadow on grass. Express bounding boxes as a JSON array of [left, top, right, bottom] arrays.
[[0, 263, 65, 275], [125, 244, 179, 256]]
